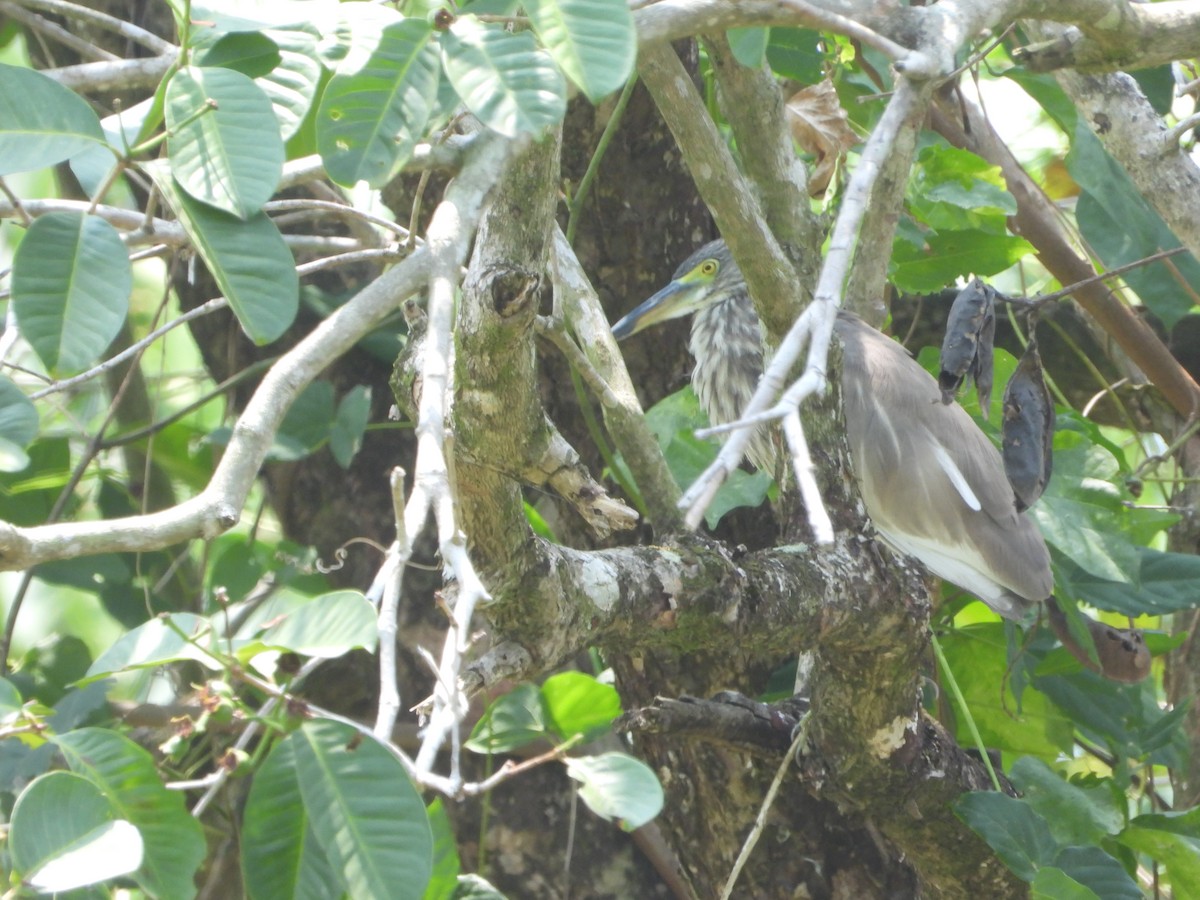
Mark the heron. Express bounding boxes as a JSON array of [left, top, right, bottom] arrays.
[[613, 240, 1150, 681]]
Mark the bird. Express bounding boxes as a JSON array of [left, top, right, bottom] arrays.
[[613, 238, 1052, 621], [615, 240, 1153, 682]]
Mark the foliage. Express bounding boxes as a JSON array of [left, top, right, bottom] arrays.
[[0, 0, 1197, 897]]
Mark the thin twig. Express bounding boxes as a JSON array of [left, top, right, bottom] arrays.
[[719, 724, 808, 899], [29, 298, 228, 400], [373, 468, 409, 742]]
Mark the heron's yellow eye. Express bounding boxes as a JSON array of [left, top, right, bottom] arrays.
[[699, 259, 719, 277]]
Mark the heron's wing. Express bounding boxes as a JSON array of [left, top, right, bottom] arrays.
[[835, 313, 1052, 616]]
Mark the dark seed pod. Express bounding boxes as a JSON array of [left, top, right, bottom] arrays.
[[939, 279, 996, 411], [1047, 597, 1151, 683], [1002, 337, 1054, 511]]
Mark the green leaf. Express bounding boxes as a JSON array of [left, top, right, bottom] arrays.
[[291, 720, 433, 900], [150, 164, 299, 344], [1067, 122, 1200, 329], [331, 385, 372, 468], [540, 671, 621, 742], [644, 387, 772, 527], [441, 17, 567, 137], [1052, 846, 1141, 900], [197, 31, 283, 77], [0, 63, 108, 174], [728, 28, 770, 68], [1118, 809, 1200, 896], [86, 613, 221, 680], [260, 28, 326, 140], [522, 0, 635, 103], [466, 683, 550, 753], [938, 624, 1073, 757], [1031, 868, 1100, 900], [317, 15, 440, 187], [54, 728, 205, 900], [1031, 432, 1140, 585], [166, 66, 285, 218], [254, 589, 378, 658], [242, 733, 344, 900], [1009, 757, 1124, 846], [890, 230, 1034, 294], [909, 143, 1016, 230], [423, 799, 461, 900], [0, 374, 38, 466], [451, 874, 508, 899], [12, 212, 131, 375], [1053, 544, 1200, 617], [10, 772, 143, 892], [565, 752, 663, 831], [954, 791, 1058, 882], [0, 675, 23, 716], [765, 28, 823, 83], [270, 379, 335, 461]]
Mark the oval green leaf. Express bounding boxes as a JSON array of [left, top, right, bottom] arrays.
[[166, 66, 285, 218], [150, 163, 298, 344], [197, 31, 283, 78], [12, 212, 131, 375], [291, 720, 433, 900], [0, 63, 107, 175], [540, 671, 620, 742], [85, 613, 221, 681], [565, 752, 663, 831], [331, 385, 372, 468], [10, 772, 130, 883], [0, 374, 38, 458], [260, 28, 326, 140], [317, 17, 439, 187], [255, 589, 378, 658], [466, 683, 550, 754], [523, 0, 635, 103], [441, 17, 566, 138], [242, 733, 343, 900], [53, 728, 205, 900]]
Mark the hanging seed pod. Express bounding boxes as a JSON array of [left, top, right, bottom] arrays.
[[1047, 597, 1151, 683], [938, 279, 996, 415], [1002, 336, 1055, 511]]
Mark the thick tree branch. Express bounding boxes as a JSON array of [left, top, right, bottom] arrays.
[[1015, 1, 1200, 72]]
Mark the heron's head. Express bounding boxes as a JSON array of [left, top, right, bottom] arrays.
[[612, 240, 743, 340]]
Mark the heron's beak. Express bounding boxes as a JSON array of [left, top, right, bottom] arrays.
[[612, 280, 698, 340]]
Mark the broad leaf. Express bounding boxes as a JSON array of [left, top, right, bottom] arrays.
[[1009, 757, 1124, 847], [466, 683, 550, 753], [11, 212, 131, 375], [260, 28, 326, 139], [0, 64, 107, 174], [270, 379, 335, 461], [54, 729, 205, 900], [0, 374, 38, 470], [523, 0, 635, 103], [10, 772, 142, 892], [197, 31, 283, 77], [1067, 122, 1200, 329], [331, 385, 372, 468], [1119, 809, 1200, 896], [166, 66, 285, 218], [150, 164, 299, 344], [242, 733, 343, 900], [254, 589, 378, 658], [540, 671, 621, 742], [954, 791, 1057, 882], [891, 230, 1034, 294], [85, 613, 221, 680], [317, 15, 440, 187], [565, 752, 663, 831], [1031, 868, 1100, 900], [1052, 846, 1141, 900], [441, 17, 566, 137], [291, 720, 433, 900]]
